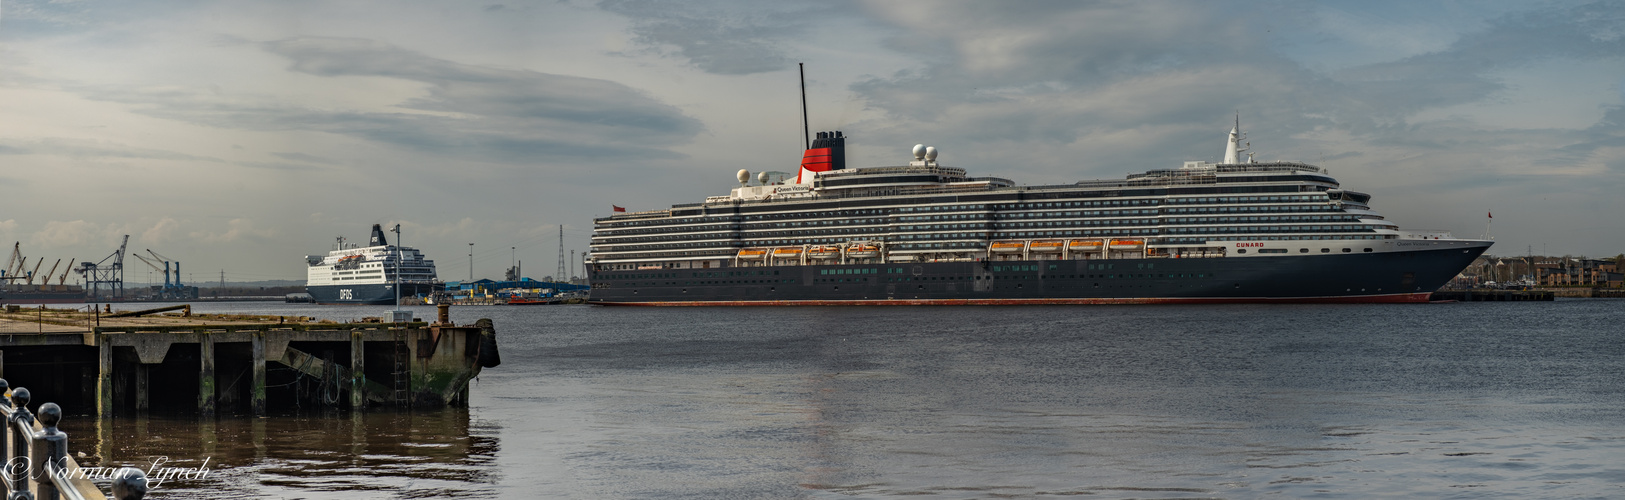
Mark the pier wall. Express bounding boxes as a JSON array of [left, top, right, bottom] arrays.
[[0, 320, 497, 417]]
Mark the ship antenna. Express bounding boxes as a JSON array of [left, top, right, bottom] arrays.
[[800, 62, 810, 150]]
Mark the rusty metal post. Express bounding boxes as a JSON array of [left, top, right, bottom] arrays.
[[436, 303, 450, 325], [199, 333, 215, 417], [251, 332, 266, 416]]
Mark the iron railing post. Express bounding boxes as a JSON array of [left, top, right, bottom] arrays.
[[33, 403, 64, 500], [7, 387, 33, 500]]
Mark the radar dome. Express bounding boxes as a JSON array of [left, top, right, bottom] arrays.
[[757, 171, 769, 184], [737, 169, 750, 185], [924, 146, 938, 161], [912, 144, 927, 160]]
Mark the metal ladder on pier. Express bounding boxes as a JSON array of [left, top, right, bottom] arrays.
[[393, 329, 410, 406]]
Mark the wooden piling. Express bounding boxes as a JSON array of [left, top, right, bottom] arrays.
[[135, 364, 149, 412], [252, 331, 267, 416], [350, 330, 365, 409], [199, 332, 215, 417], [97, 333, 112, 417]]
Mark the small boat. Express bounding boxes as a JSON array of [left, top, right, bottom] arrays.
[[845, 244, 880, 258], [1028, 240, 1064, 252], [772, 247, 803, 256], [1067, 240, 1103, 248], [1109, 239, 1144, 249], [737, 248, 768, 258], [990, 241, 1026, 253], [808, 246, 841, 259]]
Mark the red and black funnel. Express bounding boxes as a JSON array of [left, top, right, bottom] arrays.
[[801, 130, 846, 173]]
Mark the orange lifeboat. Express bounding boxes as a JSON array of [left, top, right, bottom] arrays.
[[737, 248, 767, 258], [1028, 240, 1064, 252], [845, 244, 880, 258], [1109, 239, 1144, 249], [808, 246, 840, 259], [772, 247, 803, 257], [1067, 240, 1103, 248], [990, 241, 1027, 253]]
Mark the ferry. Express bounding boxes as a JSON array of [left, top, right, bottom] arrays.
[[305, 224, 442, 305], [586, 122, 1491, 305]]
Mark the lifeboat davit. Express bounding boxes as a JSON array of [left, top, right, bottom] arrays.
[[737, 248, 767, 258], [1028, 240, 1064, 252], [1109, 239, 1144, 249], [845, 244, 880, 258], [990, 241, 1027, 253], [808, 246, 840, 259]]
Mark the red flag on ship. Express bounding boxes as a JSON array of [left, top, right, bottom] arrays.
[[613, 205, 626, 212], [1488, 212, 1492, 218]]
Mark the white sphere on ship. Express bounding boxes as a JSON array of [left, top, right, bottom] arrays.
[[912, 144, 927, 160]]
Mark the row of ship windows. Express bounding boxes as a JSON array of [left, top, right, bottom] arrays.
[[604, 194, 1336, 230], [587, 232, 1401, 261], [604, 198, 1339, 232], [606, 195, 1336, 229], [605, 273, 1224, 286], [597, 213, 1363, 245], [600, 204, 1348, 239], [893, 226, 1373, 240], [1237, 248, 1372, 254], [593, 230, 1387, 253]]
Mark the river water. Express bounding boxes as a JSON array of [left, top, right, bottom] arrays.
[[69, 299, 1625, 498]]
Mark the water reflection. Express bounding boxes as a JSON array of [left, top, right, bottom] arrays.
[[70, 410, 499, 499]]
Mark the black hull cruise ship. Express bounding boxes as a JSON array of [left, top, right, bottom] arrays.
[[587, 123, 1490, 305], [306, 224, 441, 305]]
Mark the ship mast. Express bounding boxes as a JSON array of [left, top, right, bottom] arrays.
[[800, 63, 810, 150], [1223, 112, 1248, 164]]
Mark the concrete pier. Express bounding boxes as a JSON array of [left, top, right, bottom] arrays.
[[0, 307, 499, 416]]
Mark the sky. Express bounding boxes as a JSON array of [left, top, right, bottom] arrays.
[[1, 0, 1621, 284]]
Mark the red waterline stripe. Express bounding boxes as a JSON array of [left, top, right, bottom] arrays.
[[590, 292, 1435, 306]]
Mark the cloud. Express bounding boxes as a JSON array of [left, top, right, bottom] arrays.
[[1335, 1, 1625, 121], [70, 36, 704, 164], [270, 151, 331, 163], [0, 137, 222, 162], [30, 220, 108, 247], [599, 0, 834, 75], [138, 217, 182, 245], [188, 218, 275, 244]]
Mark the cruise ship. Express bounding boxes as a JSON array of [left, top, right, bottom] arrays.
[[306, 224, 441, 305], [587, 123, 1491, 305]]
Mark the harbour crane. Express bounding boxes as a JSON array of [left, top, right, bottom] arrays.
[[2, 257, 23, 282], [56, 257, 73, 285], [77, 235, 128, 299], [26, 257, 44, 285], [132, 253, 170, 288], [3, 243, 18, 280], [146, 249, 181, 288], [39, 259, 62, 286]]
